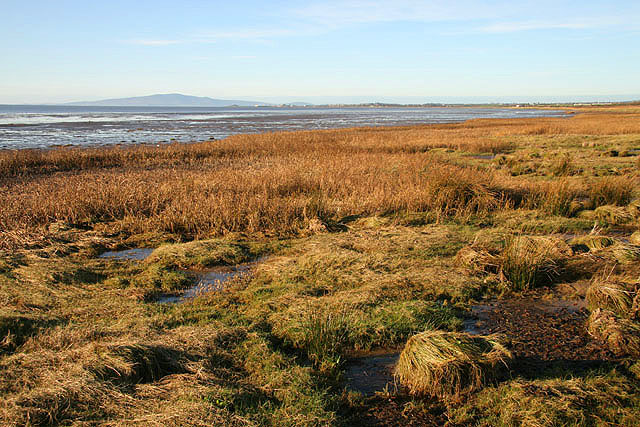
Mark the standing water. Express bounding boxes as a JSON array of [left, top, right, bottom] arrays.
[[0, 105, 567, 149]]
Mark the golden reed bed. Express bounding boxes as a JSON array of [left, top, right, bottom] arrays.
[[1, 107, 639, 251]]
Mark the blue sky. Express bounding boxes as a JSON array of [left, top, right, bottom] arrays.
[[1, 0, 639, 104]]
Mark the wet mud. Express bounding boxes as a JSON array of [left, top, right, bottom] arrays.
[[344, 351, 400, 397], [465, 296, 616, 362]]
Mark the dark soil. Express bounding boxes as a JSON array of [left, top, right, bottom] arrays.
[[344, 396, 446, 426], [465, 296, 617, 362]]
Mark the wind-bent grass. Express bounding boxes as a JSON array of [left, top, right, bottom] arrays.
[[393, 331, 511, 399], [587, 308, 640, 357]]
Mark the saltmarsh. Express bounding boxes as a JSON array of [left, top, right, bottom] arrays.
[[1, 106, 640, 425]]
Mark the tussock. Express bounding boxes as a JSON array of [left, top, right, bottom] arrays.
[[594, 205, 633, 225], [589, 176, 635, 208], [586, 273, 638, 318], [394, 331, 511, 399], [499, 236, 571, 290], [611, 243, 640, 264], [587, 308, 640, 357], [455, 246, 498, 274], [629, 199, 640, 218]]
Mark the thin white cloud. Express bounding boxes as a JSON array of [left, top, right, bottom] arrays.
[[194, 28, 299, 42], [125, 2, 638, 46], [479, 19, 609, 34]]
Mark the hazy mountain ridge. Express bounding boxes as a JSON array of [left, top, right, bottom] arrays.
[[65, 93, 273, 107]]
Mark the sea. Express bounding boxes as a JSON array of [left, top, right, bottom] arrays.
[[0, 105, 567, 150]]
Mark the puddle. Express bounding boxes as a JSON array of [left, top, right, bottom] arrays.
[[99, 248, 154, 261], [471, 154, 496, 160], [344, 351, 400, 396], [157, 261, 257, 304]]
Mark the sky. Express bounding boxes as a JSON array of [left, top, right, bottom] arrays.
[[1, 0, 640, 104]]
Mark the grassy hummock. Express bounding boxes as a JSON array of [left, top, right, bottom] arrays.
[[569, 235, 616, 251], [586, 274, 638, 318], [394, 331, 511, 399], [587, 309, 640, 357], [499, 236, 571, 290]]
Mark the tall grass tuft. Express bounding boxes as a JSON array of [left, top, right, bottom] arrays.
[[589, 176, 635, 208], [586, 271, 637, 318], [301, 308, 351, 372], [499, 236, 571, 290]]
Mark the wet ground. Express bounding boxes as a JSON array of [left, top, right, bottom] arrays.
[[344, 351, 400, 397], [345, 294, 616, 401], [99, 248, 154, 261], [464, 296, 615, 362], [98, 248, 259, 303], [157, 263, 255, 303]]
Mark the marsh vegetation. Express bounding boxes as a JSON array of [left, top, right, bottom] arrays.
[[1, 106, 640, 425]]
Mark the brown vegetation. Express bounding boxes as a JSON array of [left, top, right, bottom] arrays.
[[2, 108, 640, 252], [2, 106, 640, 425]]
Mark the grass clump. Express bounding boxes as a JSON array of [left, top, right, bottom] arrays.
[[146, 238, 268, 269], [611, 243, 640, 264], [524, 181, 583, 217], [550, 154, 578, 176], [300, 308, 351, 372], [393, 331, 511, 399], [455, 246, 498, 274], [92, 344, 187, 384], [499, 236, 571, 290], [628, 199, 640, 219], [586, 273, 638, 318], [594, 205, 633, 225], [130, 264, 192, 294], [630, 231, 640, 245], [587, 308, 640, 357], [589, 176, 635, 208]]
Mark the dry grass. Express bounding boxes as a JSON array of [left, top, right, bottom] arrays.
[[594, 205, 634, 225], [587, 308, 640, 357], [2, 107, 640, 425], [2, 108, 640, 251], [499, 236, 571, 290], [611, 243, 640, 264], [393, 331, 511, 400], [586, 271, 638, 318], [569, 234, 616, 251]]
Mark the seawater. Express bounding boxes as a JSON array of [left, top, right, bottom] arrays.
[[0, 105, 567, 149]]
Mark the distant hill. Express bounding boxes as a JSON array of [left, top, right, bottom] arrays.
[[65, 93, 273, 107]]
